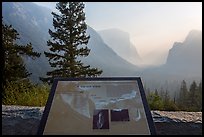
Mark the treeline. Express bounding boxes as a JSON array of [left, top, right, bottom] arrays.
[[145, 80, 202, 112]]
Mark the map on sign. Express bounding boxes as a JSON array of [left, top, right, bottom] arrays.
[[38, 77, 156, 135]]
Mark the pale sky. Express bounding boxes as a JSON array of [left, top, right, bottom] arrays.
[[33, 2, 202, 66]]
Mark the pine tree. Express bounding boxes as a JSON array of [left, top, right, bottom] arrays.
[[184, 80, 202, 111], [178, 80, 188, 109], [173, 91, 177, 104], [197, 81, 202, 111], [164, 90, 170, 104], [164, 89, 178, 111], [2, 19, 41, 97], [147, 91, 164, 110], [163, 90, 171, 110], [188, 81, 198, 111], [154, 89, 159, 96], [159, 87, 165, 101], [41, 2, 102, 84], [2, 20, 41, 82]]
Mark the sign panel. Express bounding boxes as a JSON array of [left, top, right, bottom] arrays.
[[38, 77, 156, 135]]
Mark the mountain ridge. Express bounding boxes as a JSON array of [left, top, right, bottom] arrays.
[[2, 2, 202, 95], [98, 28, 142, 66], [2, 2, 140, 83]]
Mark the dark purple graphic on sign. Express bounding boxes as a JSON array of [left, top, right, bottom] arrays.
[[111, 109, 130, 121], [93, 109, 109, 129]]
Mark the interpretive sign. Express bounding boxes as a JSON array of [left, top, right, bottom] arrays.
[[37, 77, 156, 135]]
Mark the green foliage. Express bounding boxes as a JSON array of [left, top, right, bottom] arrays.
[[162, 90, 178, 111], [2, 19, 40, 98], [2, 80, 50, 106], [147, 90, 180, 111], [41, 2, 102, 84], [2, 18, 41, 97], [176, 80, 202, 111], [178, 80, 188, 110], [147, 80, 202, 112], [163, 99, 179, 111], [186, 81, 201, 111], [147, 92, 164, 110], [197, 82, 202, 111]]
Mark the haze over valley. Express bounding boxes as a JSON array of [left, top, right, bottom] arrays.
[[2, 2, 202, 97]]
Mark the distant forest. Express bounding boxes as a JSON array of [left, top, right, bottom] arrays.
[[145, 80, 202, 112]]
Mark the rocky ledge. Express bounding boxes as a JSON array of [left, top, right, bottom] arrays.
[[2, 105, 202, 135]]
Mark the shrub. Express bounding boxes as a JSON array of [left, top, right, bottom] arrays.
[[2, 80, 50, 106]]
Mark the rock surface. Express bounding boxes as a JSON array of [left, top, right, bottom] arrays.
[[152, 111, 202, 135], [2, 105, 202, 135], [2, 105, 44, 135]]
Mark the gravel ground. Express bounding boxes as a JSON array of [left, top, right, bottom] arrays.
[[2, 105, 202, 135]]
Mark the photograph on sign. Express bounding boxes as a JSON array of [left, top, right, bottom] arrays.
[[110, 109, 130, 122], [38, 78, 156, 135], [93, 109, 109, 129]]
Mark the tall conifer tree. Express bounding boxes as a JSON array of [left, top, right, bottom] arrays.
[[41, 2, 102, 84], [2, 19, 41, 97], [178, 80, 188, 108], [188, 81, 198, 111], [2, 19, 41, 84]]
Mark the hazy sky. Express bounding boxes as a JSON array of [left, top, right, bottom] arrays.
[[33, 2, 202, 66]]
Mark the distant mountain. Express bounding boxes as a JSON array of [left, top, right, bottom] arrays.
[[2, 2, 139, 83], [98, 28, 141, 66], [139, 30, 202, 94], [164, 30, 202, 78], [166, 30, 202, 66], [83, 27, 140, 76]]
